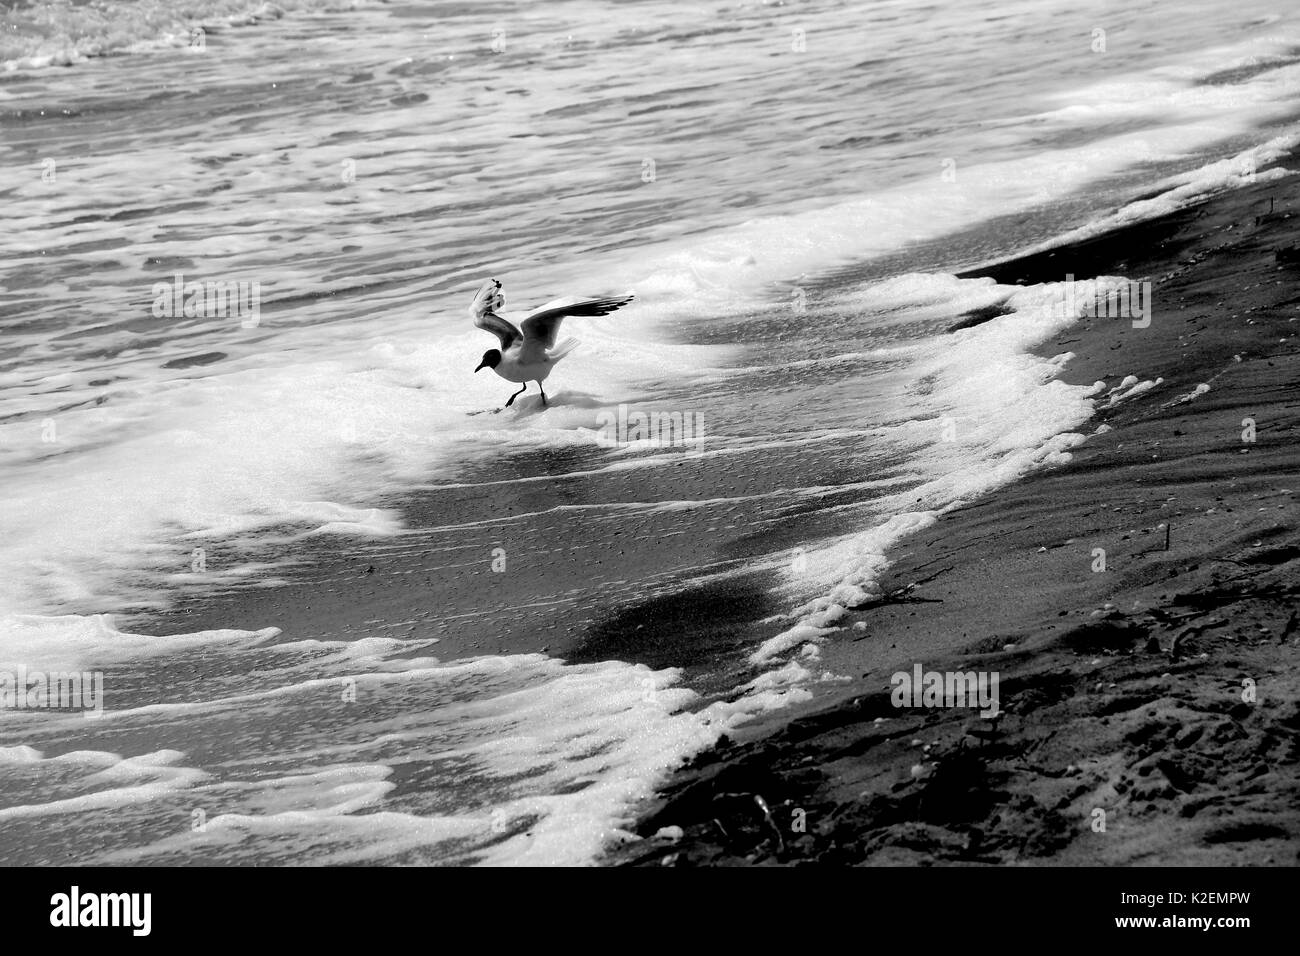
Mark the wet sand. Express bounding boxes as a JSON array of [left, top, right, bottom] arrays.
[[613, 171, 1300, 865], [140, 389, 899, 696]]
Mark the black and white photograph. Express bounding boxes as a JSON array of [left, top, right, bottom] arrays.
[[1, 0, 1295, 926]]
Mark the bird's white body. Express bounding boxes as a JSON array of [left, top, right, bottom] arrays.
[[490, 343, 563, 384], [488, 353, 546, 387]]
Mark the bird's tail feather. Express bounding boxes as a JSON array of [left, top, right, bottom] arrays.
[[549, 337, 581, 360]]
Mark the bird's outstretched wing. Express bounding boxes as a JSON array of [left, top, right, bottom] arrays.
[[469, 279, 521, 350], [520, 294, 634, 349]]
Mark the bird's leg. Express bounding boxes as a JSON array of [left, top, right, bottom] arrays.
[[538, 383, 547, 407], [504, 383, 527, 408]]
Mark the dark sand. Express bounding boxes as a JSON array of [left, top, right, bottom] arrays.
[[613, 172, 1300, 865]]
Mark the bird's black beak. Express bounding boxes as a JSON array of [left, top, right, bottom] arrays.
[[474, 361, 487, 373]]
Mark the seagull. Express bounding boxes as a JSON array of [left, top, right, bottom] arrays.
[[470, 278, 634, 408]]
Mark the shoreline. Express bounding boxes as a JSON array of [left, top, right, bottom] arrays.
[[612, 170, 1300, 865]]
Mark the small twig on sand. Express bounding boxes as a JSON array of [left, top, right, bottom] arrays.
[[753, 795, 786, 853], [1170, 618, 1227, 659], [911, 565, 956, 588], [852, 567, 953, 622]]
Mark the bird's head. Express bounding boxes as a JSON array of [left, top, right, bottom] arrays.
[[469, 278, 505, 319], [474, 348, 502, 373]]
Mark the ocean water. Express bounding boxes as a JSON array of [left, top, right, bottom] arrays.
[[3, 0, 1300, 864]]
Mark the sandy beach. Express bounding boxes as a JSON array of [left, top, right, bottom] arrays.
[[613, 167, 1300, 866]]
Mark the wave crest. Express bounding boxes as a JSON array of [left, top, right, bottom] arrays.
[[1, 0, 365, 72]]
